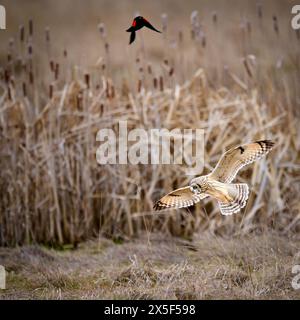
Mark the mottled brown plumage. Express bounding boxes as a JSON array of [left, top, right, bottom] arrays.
[[154, 140, 275, 215]]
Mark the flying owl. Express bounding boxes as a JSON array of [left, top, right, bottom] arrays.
[[153, 140, 275, 215]]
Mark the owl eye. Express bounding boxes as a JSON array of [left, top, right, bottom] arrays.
[[190, 184, 201, 194]]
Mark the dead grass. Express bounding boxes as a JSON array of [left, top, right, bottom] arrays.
[[0, 1, 299, 250], [0, 232, 299, 299]]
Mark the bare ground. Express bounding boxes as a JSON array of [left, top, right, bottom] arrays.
[[0, 232, 300, 300]]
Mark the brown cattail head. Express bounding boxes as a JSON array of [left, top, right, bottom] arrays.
[[8, 86, 12, 101], [153, 77, 158, 89], [63, 50, 68, 58], [243, 57, 253, 78], [45, 27, 50, 42], [4, 69, 10, 84], [159, 76, 164, 91], [212, 11, 218, 24], [273, 15, 279, 35], [29, 71, 34, 84], [246, 20, 252, 34], [169, 67, 174, 77], [85, 73, 90, 89], [202, 33, 206, 48], [138, 79, 142, 93], [49, 84, 53, 99], [100, 103, 104, 115], [147, 64, 152, 75], [29, 19, 33, 37], [28, 43, 33, 56], [178, 30, 183, 44], [19, 25, 25, 43], [50, 60, 54, 72], [111, 84, 115, 99], [22, 82, 27, 97], [55, 63, 59, 80], [256, 3, 263, 19]]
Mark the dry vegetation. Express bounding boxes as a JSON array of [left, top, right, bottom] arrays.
[[1, 232, 300, 299], [0, 0, 299, 299]]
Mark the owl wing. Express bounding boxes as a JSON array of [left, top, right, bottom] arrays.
[[153, 186, 207, 211], [209, 140, 275, 183]]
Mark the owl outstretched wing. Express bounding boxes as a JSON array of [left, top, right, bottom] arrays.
[[209, 140, 275, 183], [153, 186, 207, 211]]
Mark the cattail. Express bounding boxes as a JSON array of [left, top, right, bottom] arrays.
[[63, 49, 68, 58], [4, 69, 10, 84], [246, 20, 252, 34], [105, 43, 109, 53], [273, 15, 279, 35], [29, 71, 34, 84], [102, 63, 106, 71], [139, 67, 143, 73], [243, 58, 253, 78], [169, 67, 174, 77], [147, 64, 152, 75], [153, 77, 158, 89], [50, 60, 54, 72], [212, 11, 218, 24], [76, 93, 83, 109], [138, 79, 142, 93], [29, 19, 33, 37], [55, 63, 59, 80], [7, 86, 12, 101], [202, 33, 206, 48], [159, 76, 164, 91], [106, 80, 110, 98], [256, 3, 263, 19], [191, 29, 195, 40], [85, 73, 90, 89], [178, 30, 183, 44], [22, 82, 27, 97], [28, 43, 33, 56], [45, 27, 50, 42], [19, 25, 25, 43], [164, 59, 169, 66], [111, 84, 115, 99], [49, 84, 53, 99], [100, 104, 104, 115], [7, 53, 12, 63]]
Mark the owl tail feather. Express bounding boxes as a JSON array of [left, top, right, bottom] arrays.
[[218, 183, 249, 215]]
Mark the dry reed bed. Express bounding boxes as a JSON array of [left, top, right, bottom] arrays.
[[0, 14, 299, 246]]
